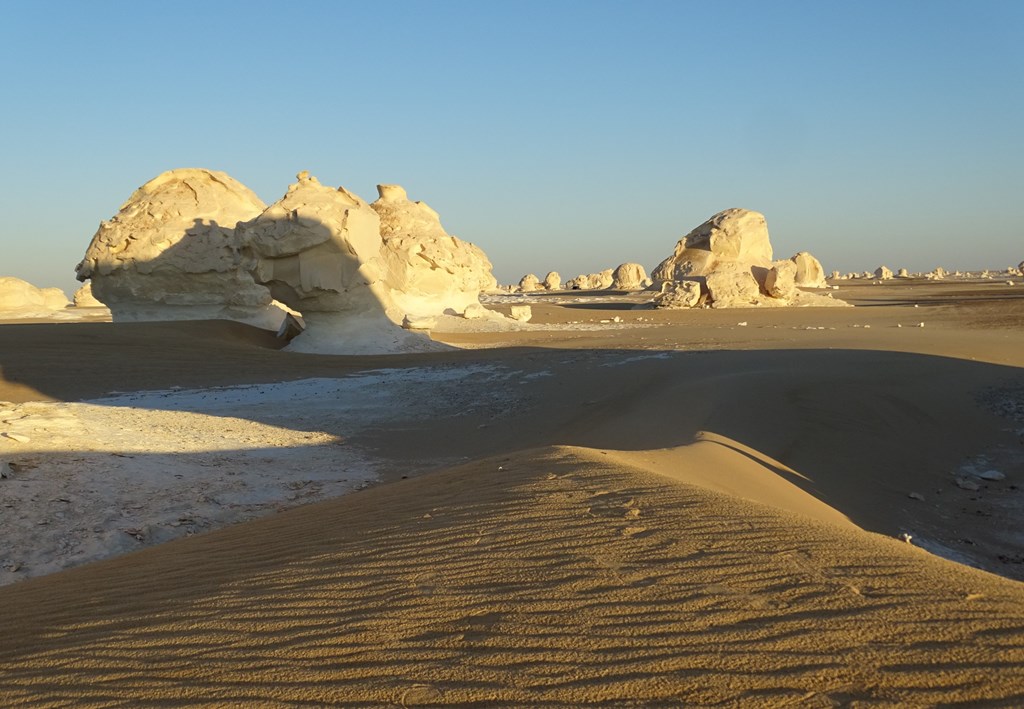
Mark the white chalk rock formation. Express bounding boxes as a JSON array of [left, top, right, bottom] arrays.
[[926, 267, 947, 280], [40, 288, 70, 310], [509, 305, 532, 322], [1017, 260, 1023, 275], [238, 173, 441, 354], [593, 268, 615, 289], [765, 261, 798, 299], [610, 263, 650, 290], [370, 184, 496, 317], [652, 209, 772, 285], [0, 277, 47, 314], [875, 266, 894, 280], [652, 280, 702, 309], [75, 168, 279, 325], [897, 268, 910, 278], [72, 282, 106, 307], [543, 271, 562, 291], [791, 252, 827, 288], [705, 266, 761, 308], [518, 274, 541, 292]]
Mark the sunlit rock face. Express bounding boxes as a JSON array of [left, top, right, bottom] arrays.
[[791, 251, 827, 288], [652, 209, 773, 285], [238, 173, 442, 354], [371, 184, 497, 317], [0, 277, 66, 315], [72, 282, 105, 307], [610, 263, 651, 291], [74, 168, 277, 325]]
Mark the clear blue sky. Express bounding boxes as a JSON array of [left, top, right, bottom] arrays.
[[2, 0, 1021, 295]]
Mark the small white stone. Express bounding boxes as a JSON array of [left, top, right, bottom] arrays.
[[979, 470, 1006, 481], [908, 492, 925, 501], [955, 478, 980, 491]]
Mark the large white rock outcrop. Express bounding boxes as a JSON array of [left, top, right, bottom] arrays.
[[74, 168, 277, 325], [238, 173, 440, 354], [652, 209, 772, 285], [610, 263, 651, 290], [371, 184, 496, 317], [874, 265, 894, 281]]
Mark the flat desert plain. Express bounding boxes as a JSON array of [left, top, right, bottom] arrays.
[[1, 277, 1024, 706]]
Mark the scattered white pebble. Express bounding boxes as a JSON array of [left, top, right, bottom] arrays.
[[737, 321, 747, 327], [900, 533, 914, 544], [917, 322, 925, 328], [908, 492, 925, 501], [979, 470, 1006, 481], [955, 478, 980, 491]]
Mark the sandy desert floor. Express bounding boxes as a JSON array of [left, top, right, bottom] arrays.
[[1, 276, 1023, 706]]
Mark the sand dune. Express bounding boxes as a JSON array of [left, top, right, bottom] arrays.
[[2, 446, 1023, 706]]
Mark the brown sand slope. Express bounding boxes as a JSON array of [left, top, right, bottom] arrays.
[[2, 446, 1023, 706]]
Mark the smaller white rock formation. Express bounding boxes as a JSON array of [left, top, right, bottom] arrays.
[[543, 271, 562, 291], [897, 268, 910, 278], [610, 263, 650, 291], [518, 274, 541, 292], [791, 252, 827, 288], [874, 266, 894, 280], [509, 305, 532, 322], [652, 280, 702, 309], [73, 282, 106, 307], [926, 267, 947, 280], [765, 261, 798, 299]]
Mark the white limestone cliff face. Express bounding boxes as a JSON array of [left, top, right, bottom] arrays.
[[74, 168, 278, 326], [652, 209, 773, 285], [371, 184, 497, 317], [237, 173, 442, 354], [610, 263, 651, 291]]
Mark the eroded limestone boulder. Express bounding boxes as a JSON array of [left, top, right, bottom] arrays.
[[519, 274, 541, 292], [75, 168, 274, 324], [238, 173, 440, 354], [875, 266, 894, 280], [791, 252, 827, 288], [765, 261, 798, 299], [371, 184, 496, 317], [73, 282, 106, 307], [40, 288, 70, 310], [705, 266, 761, 308], [543, 271, 562, 291], [652, 209, 772, 285], [652, 279, 702, 309], [610, 263, 650, 291]]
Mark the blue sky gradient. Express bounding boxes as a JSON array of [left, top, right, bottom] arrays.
[[2, 1, 1022, 295]]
